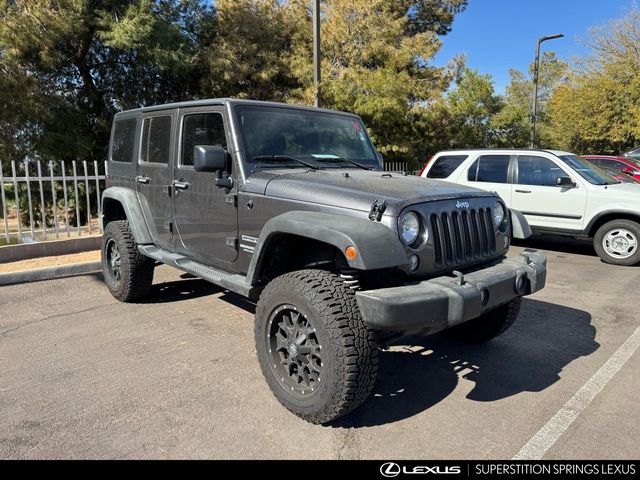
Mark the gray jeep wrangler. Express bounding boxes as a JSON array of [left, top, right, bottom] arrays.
[[101, 99, 547, 424]]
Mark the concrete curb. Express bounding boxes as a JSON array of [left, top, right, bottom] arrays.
[[0, 236, 101, 263], [0, 261, 102, 286]]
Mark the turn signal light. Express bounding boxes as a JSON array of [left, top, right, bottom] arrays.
[[345, 246, 358, 260]]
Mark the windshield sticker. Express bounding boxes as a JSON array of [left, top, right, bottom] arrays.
[[311, 154, 340, 159]]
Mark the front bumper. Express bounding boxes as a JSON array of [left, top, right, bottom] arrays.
[[356, 249, 547, 335]]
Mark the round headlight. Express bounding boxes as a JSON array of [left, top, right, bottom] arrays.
[[400, 212, 420, 245], [493, 202, 506, 228]]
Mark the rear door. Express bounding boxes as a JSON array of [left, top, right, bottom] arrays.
[[135, 112, 175, 248], [510, 154, 587, 231], [172, 106, 238, 266], [461, 154, 513, 205]]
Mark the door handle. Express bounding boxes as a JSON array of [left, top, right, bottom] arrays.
[[136, 175, 150, 185], [172, 180, 191, 191], [515, 189, 531, 193]]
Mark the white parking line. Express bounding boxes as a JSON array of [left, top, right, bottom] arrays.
[[513, 326, 640, 460]]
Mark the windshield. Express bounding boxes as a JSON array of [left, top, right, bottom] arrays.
[[558, 155, 611, 185], [236, 105, 380, 168]]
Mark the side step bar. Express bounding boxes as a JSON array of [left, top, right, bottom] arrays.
[[138, 245, 257, 299]]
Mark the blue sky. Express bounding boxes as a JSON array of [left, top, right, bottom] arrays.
[[434, 0, 635, 92]]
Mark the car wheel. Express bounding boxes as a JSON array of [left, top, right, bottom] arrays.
[[254, 269, 378, 424], [594, 219, 640, 266], [101, 220, 155, 302], [443, 298, 521, 343]]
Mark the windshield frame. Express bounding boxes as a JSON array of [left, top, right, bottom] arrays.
[[234, 104, 381, 171]]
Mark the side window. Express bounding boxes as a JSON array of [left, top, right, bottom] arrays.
[[111, 118, 137, 163], [140, 116, 172, 164], [517, 155, 564, 186], [467, 155, 510, 183], [426, 155, 468, 179], [181, 112, 227, 167]]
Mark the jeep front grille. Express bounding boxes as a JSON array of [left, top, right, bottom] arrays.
[[430, 208, 496, 267]]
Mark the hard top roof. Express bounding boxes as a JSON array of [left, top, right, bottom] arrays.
[[114, 98, 359, 118]]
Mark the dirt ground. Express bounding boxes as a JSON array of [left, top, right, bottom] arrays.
[[0, 250, 100, 273]]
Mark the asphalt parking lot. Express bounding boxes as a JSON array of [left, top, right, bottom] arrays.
[[1, 238, 638, 459]]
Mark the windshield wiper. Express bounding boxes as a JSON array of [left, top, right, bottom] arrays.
[[311, 156, 372, 170], [252, 155, 319, 170]]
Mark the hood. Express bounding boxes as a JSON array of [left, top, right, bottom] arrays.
[[245, 168, 496, 216], [598, 182, 640, 198]]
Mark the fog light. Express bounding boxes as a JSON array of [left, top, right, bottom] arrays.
[[409, 254, 420, 271], [480, 288, 490, 307], [515, 274, 528, 294]]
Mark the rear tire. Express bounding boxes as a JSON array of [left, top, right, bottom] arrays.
[[101, 220, 155, 302], [444, 298, 521, 343], [593, 219, 640, 266], [254, 269, 378, 424]]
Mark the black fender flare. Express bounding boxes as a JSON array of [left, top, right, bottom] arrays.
[[101, 187, 154, 244], [246, 211, 408, 285]]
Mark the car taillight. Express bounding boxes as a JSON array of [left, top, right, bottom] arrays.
[[417, 156, 434, 177]]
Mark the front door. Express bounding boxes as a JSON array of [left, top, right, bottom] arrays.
[[172, 107, 238, 266], [135, 113, 175, 248], [510, 154, 587, 231]]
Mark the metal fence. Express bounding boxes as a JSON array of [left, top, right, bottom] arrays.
[[0, 160, 107, 244], [1, 159, 416, 245], [383, 161, 418, 175]]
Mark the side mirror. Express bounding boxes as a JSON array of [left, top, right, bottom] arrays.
[[556, 176, 576, 188], [376, 151, 383, 163], [194, 145, 234, 189], [194, 145, 227, 172]]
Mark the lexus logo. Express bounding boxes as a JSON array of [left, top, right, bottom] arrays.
[[380, 462, 462, 477], [456, 201, 470, 209], [380, 463, 401, 478]]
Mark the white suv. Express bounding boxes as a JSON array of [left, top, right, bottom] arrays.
[[420, 149, 640, 266]]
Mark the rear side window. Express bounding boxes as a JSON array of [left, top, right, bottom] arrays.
[[426, 155, 468, 178], [140, 116, 172, 164], [467, 155, 510, 183], [111, 118, 137, 163], [181, 112, 227, 167]]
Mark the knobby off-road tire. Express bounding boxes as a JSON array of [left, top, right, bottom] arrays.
[[101, 220, 155, 302], [593, 219, 640, 266], [255, 269, 378, 424], [444, 298, 521, 343]]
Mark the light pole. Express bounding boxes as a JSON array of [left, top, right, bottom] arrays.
[[313, 0, 321, 108], [530, 33, 564, 148]]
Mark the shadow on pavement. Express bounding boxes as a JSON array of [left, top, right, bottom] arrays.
[[512, 235, 597, 258], [139, 278, 223, 304], [334, 298, 599, 428]]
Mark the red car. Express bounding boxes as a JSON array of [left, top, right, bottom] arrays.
[[582, 155, 640, 182]]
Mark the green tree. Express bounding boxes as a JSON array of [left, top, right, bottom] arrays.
[[202, 0, 305, 101], [283, 0, 465, 165], [0, 0, 212, 165], [445, 67, 503, 148], [491, 51, 568, 148], [547, 7, 640, 153]]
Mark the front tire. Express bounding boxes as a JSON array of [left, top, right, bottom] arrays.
[[444, 298, 521, 343], [593, 219, 640, 266], [254, 269, 378, 424], [101, 220, 155, 302]]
